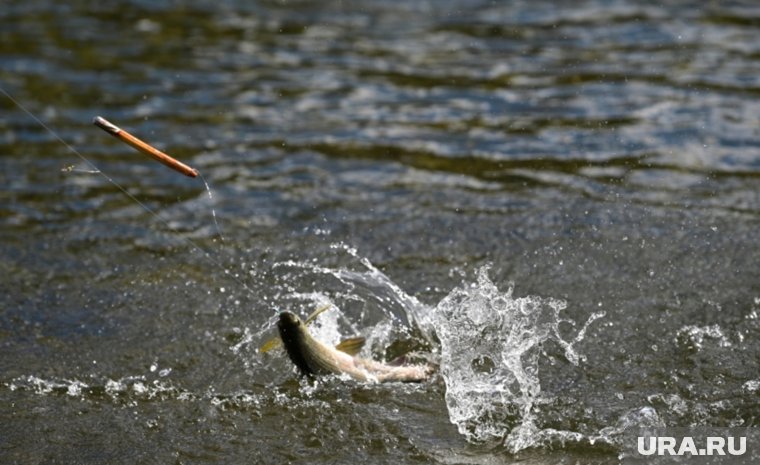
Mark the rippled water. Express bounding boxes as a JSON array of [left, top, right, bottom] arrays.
[[2, 1, 760, 463]]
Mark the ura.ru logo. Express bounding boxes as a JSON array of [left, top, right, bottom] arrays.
[[638, 436, 746, 456]]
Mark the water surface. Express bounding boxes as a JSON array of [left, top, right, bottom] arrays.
[[2, 1, 760, 463]]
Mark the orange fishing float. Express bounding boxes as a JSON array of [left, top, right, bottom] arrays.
[[93, 116, 198, 178]]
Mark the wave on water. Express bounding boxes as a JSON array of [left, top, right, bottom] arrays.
[[6, 374, 198, 405]]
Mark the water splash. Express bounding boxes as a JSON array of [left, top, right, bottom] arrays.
[[242, 251, 610, 451], [7, 374, 197, 404], [430, 266, 604, 451], [199, 173, 224, 243], [675, 324, 732, 351], [271, 243, 433, 354]]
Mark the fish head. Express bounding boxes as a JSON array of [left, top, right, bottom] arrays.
[[276, 311, 315, 375], [277, 311, 304, 334]]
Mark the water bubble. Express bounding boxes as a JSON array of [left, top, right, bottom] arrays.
[[676, 324, 731, 350], [66, 381, 85, 397], [133, 382, 147, 394], [743, 380, 760, 393]]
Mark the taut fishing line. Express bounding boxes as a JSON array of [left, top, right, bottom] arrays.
[[0, 85, 251, 296]]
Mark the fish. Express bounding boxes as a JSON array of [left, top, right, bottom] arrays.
[[259, 304, 332, 354], [275, 311, 433, 383]]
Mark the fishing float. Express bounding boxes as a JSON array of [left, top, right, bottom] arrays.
[[93, 116, 199, 178]]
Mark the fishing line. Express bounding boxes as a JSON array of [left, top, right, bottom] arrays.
[[0, 85, 251, 295], [198, 172, 224, 243]]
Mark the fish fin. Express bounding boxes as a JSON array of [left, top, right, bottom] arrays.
[[335, 337, 365, 356], [304, 303, 333, 325], [260, 304, 333, 353], [259, 336, 282, 354]]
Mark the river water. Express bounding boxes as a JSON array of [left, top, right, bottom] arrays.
[[2, 1, 760, 464]]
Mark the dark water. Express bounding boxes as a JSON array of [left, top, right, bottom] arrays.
[[2, 1, 760, 463]]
